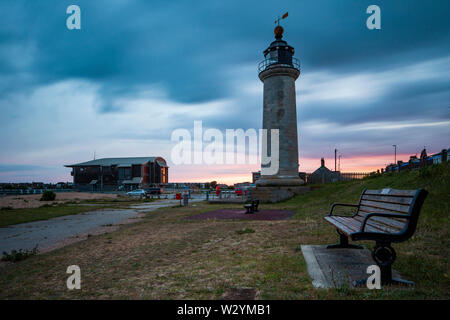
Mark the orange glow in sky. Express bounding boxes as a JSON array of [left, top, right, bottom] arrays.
[[169, 153, 412, 185]]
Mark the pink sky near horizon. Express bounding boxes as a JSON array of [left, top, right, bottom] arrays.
[[168, 153, 412, 185]]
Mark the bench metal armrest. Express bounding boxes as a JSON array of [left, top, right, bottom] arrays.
[[328, 203, 359, 216], [360, 212, 410, 232]]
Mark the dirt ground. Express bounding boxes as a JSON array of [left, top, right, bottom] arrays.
[[0, 192, 120, 209]]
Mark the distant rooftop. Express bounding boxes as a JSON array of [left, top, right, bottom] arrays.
[[65, 157, 166, 167]]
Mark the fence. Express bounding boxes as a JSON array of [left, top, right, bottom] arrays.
[[0, 189, 74, 196], [305, 172, 371, 184], [339, 172, 371, 181]]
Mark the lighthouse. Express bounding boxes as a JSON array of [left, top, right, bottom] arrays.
[[256, 25, 305, 188]]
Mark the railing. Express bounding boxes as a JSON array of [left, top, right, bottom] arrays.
[[258, 57, 300, 73], [305, 172, 371, 184], [0, 189, 74, 195], [207, 191, 248, 201]]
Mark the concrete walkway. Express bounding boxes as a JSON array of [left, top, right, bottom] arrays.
[[301, 245, 405, 288], [0, 197, 204, 254]]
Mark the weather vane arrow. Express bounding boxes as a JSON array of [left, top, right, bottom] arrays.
[[274, 12, 288, 25]]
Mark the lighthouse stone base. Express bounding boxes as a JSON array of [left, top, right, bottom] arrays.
[[248, 185, 309, 203]]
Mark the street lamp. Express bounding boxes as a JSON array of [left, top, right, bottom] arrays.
[[392, 145, 397, 164], [334, 148, 338, 172]]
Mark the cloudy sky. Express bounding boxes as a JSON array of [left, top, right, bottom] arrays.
[[0, 0, 449, 184]]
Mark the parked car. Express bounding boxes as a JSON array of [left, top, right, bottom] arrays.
[[145, 187, 161, 195], [126, 189, 146, 197]]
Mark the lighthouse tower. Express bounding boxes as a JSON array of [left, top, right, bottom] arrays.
[[256, 25, 304, 188]]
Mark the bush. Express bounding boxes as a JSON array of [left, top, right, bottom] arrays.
[[236, 228, 255, 235], [2, 246, 39, 262], [40, 190, 56, 201]]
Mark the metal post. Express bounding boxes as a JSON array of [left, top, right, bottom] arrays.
[[334, 149, 337, 172], [100, 166, 103, 192], [393, 145, 397, 165]]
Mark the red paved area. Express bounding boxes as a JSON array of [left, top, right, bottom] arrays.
[[187, 209, 295, 221]]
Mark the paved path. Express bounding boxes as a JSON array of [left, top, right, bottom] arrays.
[[301, 245, 404, 288], [0, 196, 204, 254]]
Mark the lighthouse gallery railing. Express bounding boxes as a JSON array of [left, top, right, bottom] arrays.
[[258, 57, 300, 73]]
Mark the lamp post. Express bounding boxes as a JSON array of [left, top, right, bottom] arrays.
[[335, 148, 338, 172], [392, 145, 397, 164]]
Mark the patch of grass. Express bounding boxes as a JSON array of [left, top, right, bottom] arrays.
[[0, 204, 114, 227]]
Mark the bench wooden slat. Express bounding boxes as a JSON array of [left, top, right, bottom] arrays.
[[361, 194, 413, 205], [375, 216, 407, 231], [359, 199, 410, 214], [357, 208, 409, 224], [354, 213, 406, 230], [359, 205, 409, 215], [353, 214, 405, 233], [365, 189, 416, 197], [344, 215, 396, 234], [325, 216, 393, 234], [324, 216, 358, 235], [325, 216, 394, 234]]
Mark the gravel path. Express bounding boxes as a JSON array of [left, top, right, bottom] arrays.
[[0, 197, 204, 254]]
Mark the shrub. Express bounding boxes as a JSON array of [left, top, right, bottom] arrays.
[[40, 190, 56, 201], [1, 246, 39, 262], [236, 228, 255, 235]]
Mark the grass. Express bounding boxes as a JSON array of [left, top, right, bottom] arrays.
[[0, 196, 159, 227], [0, 163, 448, 299], [0, 204, 118, 227]]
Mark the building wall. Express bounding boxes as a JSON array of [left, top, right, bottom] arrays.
[[70, 158, 168, 190]]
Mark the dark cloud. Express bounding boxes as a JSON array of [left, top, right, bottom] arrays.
[[2, 0, 450, 102]]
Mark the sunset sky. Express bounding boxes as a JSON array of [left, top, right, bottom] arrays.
[[0, 1, 449, 184]]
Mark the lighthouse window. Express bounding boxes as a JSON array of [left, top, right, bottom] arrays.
[[269, 50, 278, 61]]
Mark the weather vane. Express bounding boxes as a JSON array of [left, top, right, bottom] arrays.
[[274, 12, 288, 26]]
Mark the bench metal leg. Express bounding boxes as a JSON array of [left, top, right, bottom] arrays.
[[326, 230, 363, 249], [353, 242, 414, 287]]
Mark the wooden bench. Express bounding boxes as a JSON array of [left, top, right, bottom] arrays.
[[324, 188, 428, 286], [244, 200, 259, 214]]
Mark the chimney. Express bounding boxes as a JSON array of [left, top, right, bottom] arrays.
[[321, 158, 325, 167]]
